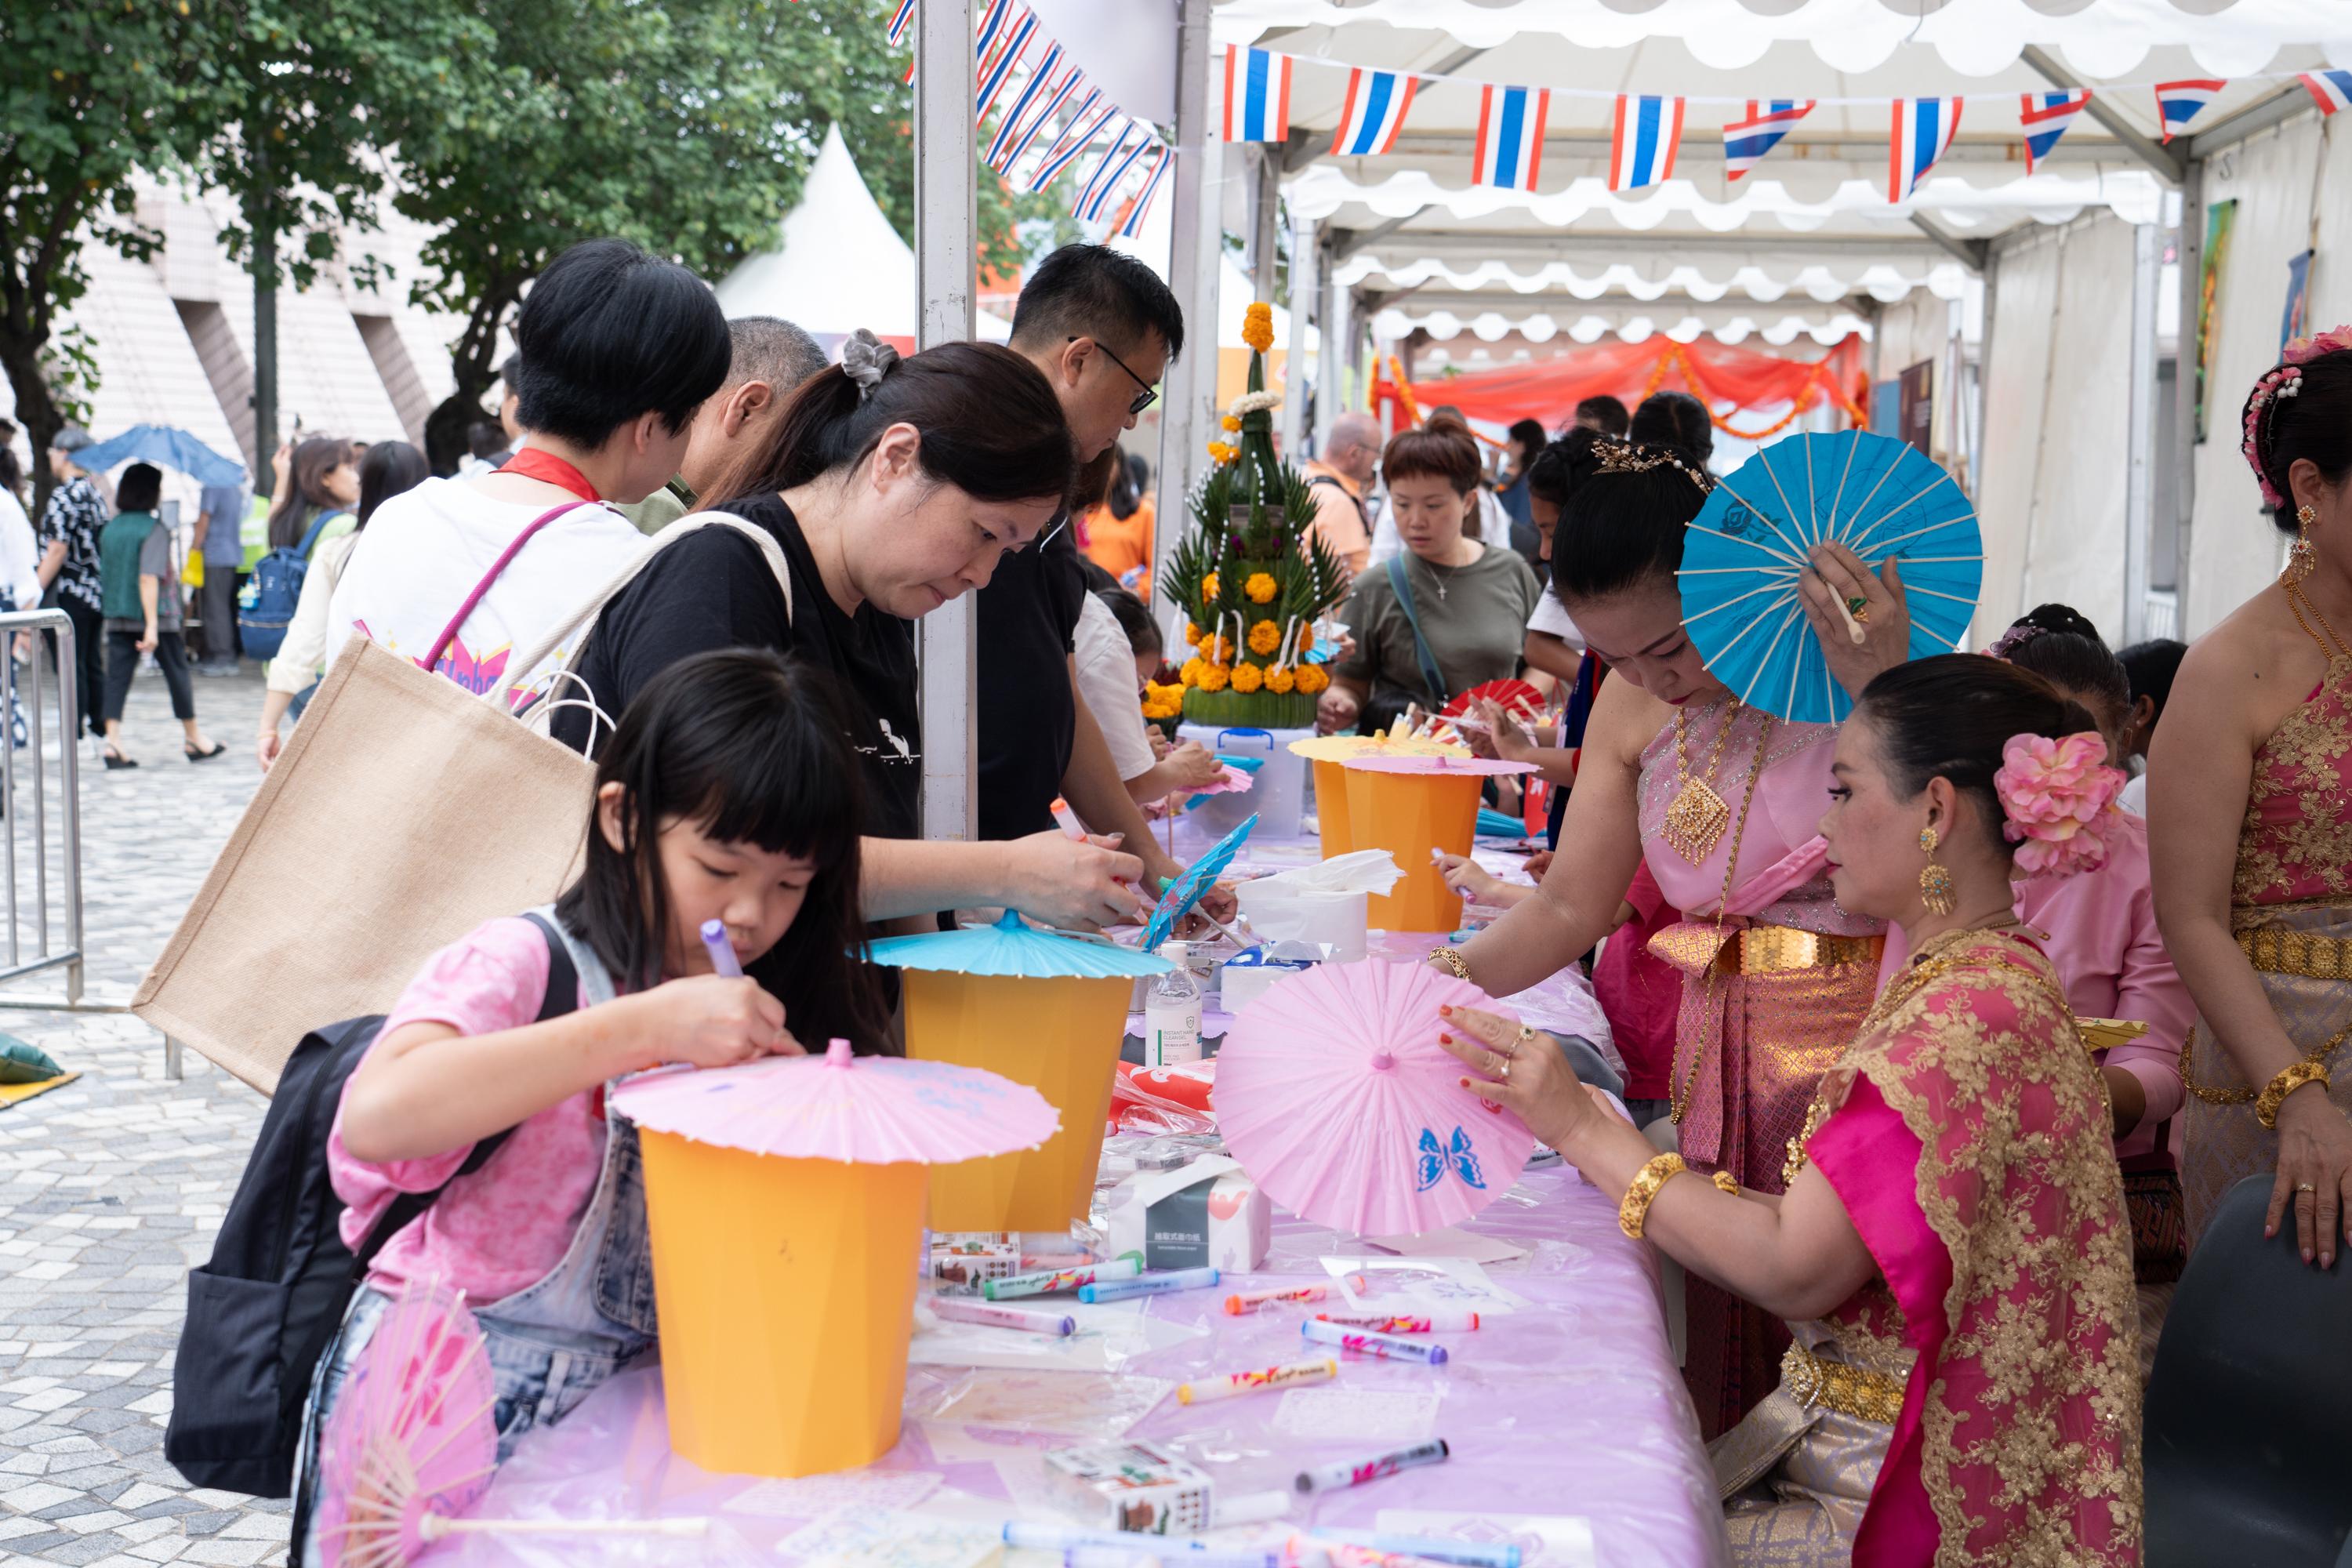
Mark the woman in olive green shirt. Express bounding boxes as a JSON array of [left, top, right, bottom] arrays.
[[96, 464, 221, 768], [1320, 417, 1541, 736]]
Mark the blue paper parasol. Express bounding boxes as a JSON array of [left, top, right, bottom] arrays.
[[71, 425, 246, 488], [1142, 812, 1258, 949], [1678, 430, 1982, 724], [867, 909, 1171, 979]]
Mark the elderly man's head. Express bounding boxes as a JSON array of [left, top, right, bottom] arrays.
[[1323, 412, 1382, 487], [679, 316, 828, 498]]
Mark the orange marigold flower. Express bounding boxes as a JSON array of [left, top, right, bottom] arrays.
[[1230, 662, 1265, 694], [1243, 572, 1277, 604], [1266, 666, 1297, 695]]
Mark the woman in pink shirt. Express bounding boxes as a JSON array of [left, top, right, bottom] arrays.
[[291, 649, 887, 1564]]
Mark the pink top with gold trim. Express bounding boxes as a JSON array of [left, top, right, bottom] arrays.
[[2232, 656, 2352, 909]]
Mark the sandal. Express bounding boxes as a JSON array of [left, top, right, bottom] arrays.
[[184, 742, 227, 764], [103, 750, 138, 771]]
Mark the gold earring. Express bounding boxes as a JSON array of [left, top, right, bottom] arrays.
[[1918, 825, 1956, 916], [2290, 504, 2321, 583]]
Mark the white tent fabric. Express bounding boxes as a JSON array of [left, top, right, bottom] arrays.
[[1377, 302, 1872, 344], [1337, 252, 1972, 303], [716, 124, 1010, 343]]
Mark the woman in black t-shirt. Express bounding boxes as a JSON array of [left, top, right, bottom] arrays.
[[557, 331, 1149, 932]]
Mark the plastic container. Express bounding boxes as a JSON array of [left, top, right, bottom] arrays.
[[1343, 767, 1486, 934], [635, 1133, 925, 1477], [1178, 723, 1309, 840], [1144, 942, 1203, 1066]]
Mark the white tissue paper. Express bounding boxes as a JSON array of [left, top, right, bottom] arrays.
[[1236, 850, 1403, 962]]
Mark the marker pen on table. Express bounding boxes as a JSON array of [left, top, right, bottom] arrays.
[[1223, 1283, 1327, 1315], [1002, 1523, 1270, 1565], [1307, 1528, 1522, 1568], [1312, 1309, 1479, 1334], [1301, 1319, 1449, 1364], [1051, 795, 1091, 840], [927, 1297, 1075, 1336], [1079, 1265, 1220, 1303], [699, 919, 742, 978], [984, 1254, 1143, 1300], [1294, 1438, 1450, 1494], [1175, 1356, 1337, 1405]]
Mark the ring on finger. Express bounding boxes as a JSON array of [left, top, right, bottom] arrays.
[[1846, 594, 1871, 622], [2299, 1181, 2318, 1193], [1512, 1022, 1537, 1057]]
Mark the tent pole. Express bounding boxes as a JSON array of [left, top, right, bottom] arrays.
[[914, 0, 977, 845], [1248, 147, 1282, 302], [1153, 0, 1218, 618], [1313, 234, 1341, 453], [1282, 216, 1317, 457], [2173, 159, 2205, 637], [2123, 222, 2161, 646]]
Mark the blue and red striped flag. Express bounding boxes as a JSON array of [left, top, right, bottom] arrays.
[[1888, 98, 1962, 202], [985, 45, 1065, 169], [1472, 85, 1549, 191], [975, 9, 1036, 118], [1723, 100, 1813, 183], [1122, 144, 1173, 238], [1029, 93, 1115, 193], [1076, 122, 1152, 222], [1223, 45, 1293, 143], [2018, 90, 2092, 172], [2153, 79, 2224, 143], [1329, 68, 1417, 156], [887, 0, 914, 46], [1609, 95, 1685, 191], [2303, 71, 2352, 116], [972, 0, 1011, 61]]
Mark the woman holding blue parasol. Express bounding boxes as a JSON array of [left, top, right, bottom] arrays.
[[1431, 432, 1980, 1437]]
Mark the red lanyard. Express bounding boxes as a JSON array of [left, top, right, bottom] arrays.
[[500, 447, 601, 502]]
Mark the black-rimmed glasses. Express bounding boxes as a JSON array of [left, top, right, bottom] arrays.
[[1072, 336, 1159, 416]]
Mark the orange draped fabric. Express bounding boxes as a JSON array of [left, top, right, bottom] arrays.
[[1374, 335, 1871, 439]]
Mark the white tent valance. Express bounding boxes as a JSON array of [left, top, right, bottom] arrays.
[[1335, 251, 1972, 303], [1377, 302, 1871, 345]]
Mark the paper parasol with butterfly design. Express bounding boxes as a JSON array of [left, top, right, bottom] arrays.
[[1213, 959, 1534, 1236], [1678, 430, 1983, 725]]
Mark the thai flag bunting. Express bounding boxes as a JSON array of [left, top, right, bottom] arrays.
[[1029, 93, 1115, 193], [1472, 85, 1550, 191], [2302, 71, 2352, 116], [1076, 122, 1151, 222], [1608, 95, 1685, 191], [1121, 144, 1173, 238], [2018, 89, 2092, 173], [1223, 45, 1294, 143], [975, 9, 1036, 118], [973, 0, 1011, 62], [887, 0, 914, 46], [1887, 97, 1962, 202], [2153, 79, 2224, 143], [1330, 68, 1418, 156], [1722, 100, 1813, 183], [986, 45, 1065, 169]]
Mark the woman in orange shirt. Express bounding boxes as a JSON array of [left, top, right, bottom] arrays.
[[1081, 450, 1155, 600]]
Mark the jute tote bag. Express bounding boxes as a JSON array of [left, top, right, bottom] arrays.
[[133, 510, 791, 1094]]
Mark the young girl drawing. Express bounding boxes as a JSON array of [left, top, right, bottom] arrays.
[[292, 648, 884, 1561]]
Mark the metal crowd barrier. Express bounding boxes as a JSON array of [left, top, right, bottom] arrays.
[[0, 609, 129, 1054]]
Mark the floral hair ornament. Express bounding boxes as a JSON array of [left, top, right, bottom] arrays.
[[1992, 731, 2127, 879], [1980, 622, 2046, 662], [2241, 325, 2352, 508], [1595, 439, 1712, 495]]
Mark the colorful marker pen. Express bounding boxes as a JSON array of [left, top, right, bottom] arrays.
[[1079, 1266, 1220, 1303], [1223, 1284, 1327, 1315], [1307, 1527, 1521, 1568], [1051, 796, 1089, 840], [1002, 1523, 1270, 1565], [984, 1254, 1143, 1300], [927, 1297, 1075, 1336], [699, 919, 742, 978], [1175, 1357, 1337, 1405], [1294, 1438, 1450, 1494], [1313, 1309, 1479, 1334], [1301, 1319, 1448, 1365]]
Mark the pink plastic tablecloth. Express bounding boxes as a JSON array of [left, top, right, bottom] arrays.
[[424, 1160, 1728, 1568]]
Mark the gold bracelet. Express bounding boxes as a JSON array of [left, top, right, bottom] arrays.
[[1711, 1171, 1740, 1196], [1619, 1152, 1686, 1240], [2256, 1059, 2334, 1130], [1428, 945, 1472, 981]]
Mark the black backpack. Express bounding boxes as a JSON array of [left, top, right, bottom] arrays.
[[164, 912, 578, 1497]]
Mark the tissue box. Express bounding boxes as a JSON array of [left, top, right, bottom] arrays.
[[1104, 1154, 1269, 1272], [930, 1233, 1020, 1290], [1218, 945, 1319, 1011], [1045, 1440, 1214, 1534]]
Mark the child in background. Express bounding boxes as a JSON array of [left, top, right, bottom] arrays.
[[292, 649, 884, 1563]]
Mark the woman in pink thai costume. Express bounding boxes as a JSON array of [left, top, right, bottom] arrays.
[[1440, 655, 2142, 1566], [1432, 443, 1914, 1438], [2154, 330, 2352, 1265]]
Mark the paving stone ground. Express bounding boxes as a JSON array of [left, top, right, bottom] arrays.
[[0, 659, 292, 1567]]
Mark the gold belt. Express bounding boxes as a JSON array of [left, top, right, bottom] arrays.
[[1722, 927, 1885, 975], [2236, 925, 2352, 981], [1779, 1342, 1907, 1425]]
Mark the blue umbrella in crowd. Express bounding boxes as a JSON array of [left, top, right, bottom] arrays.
[[72, 425, 246, 488]]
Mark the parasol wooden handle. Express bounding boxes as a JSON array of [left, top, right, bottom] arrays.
[[1831, 591, 1868, 645]]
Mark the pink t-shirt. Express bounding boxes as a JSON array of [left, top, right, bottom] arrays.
[[328, 917, 602, 1303]]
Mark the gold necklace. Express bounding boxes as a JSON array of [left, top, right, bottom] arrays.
[[2283, 575, 2352, 662], [1662, 698, 1744, 864], [1668, 712, 1777, 1126]]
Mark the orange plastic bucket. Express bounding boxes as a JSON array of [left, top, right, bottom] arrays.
[[637, 1132, 925, 1477], [1312, 758, 1355, 859], [900, 971, 1130, 1230], [1344, 767, 1483, 933]]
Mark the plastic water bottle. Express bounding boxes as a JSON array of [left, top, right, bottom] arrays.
[[1145, 942, 1203, 1067]]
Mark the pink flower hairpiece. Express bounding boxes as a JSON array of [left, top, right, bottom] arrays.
[[2243, 324, 2352, 507], [1993, 731, 2126, 880]]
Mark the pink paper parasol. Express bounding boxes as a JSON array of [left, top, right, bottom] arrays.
[[610, 1038, 1059, 1164], [1214, 960, 1535, 1236], [1341, 753, 1539, 778], [1432, 678, 1547, 743], [317, 1279, 706, 1566]]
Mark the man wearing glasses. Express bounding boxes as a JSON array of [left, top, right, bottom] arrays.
[[1300, 412, 1381, 576], [982, 245, 1232, 916]]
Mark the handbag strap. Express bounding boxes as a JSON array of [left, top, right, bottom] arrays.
[[426, 501, 594, 672], [1385, 554, 1450, 708], [487, 509, 797, 710]]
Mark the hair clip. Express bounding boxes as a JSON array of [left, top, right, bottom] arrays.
[[1595, 440, 1711, 494]]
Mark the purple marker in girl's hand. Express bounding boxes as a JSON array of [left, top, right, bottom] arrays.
[[700, 919, 744, 978]]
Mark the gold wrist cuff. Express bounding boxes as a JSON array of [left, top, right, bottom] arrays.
[[1428, 945, 1472, 982], [1780, 1343, 1907, 1425], [1711, 1171, 1740, 1196], [2256, 1059, 2334, 1130], [1621, 1152, 1688, 1239]]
